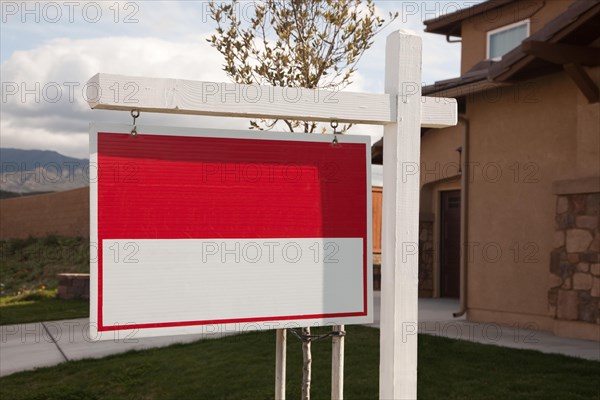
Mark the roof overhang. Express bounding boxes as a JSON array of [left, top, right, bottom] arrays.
[[424, 0, 600, 102], [423, 0, 515, 37], [489, 1, 600, 82], [423, 79, 508, 99]]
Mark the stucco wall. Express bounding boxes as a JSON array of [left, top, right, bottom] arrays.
[[420, 124, 462, 186], [465, 69, 599, 339], [575, 67, 600, 176], [0, 187, 89, 239], [420, 124, 462, 214], [420, 64, 599, 340]]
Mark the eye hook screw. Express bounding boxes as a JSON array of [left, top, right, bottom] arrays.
[[131, 109, 140, 136], [331, 120, 339, 145]]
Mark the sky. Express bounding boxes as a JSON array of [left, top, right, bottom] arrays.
[[1, 1, 482, 159]]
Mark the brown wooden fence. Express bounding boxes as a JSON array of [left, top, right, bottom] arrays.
[[372, 186, 382, 256]]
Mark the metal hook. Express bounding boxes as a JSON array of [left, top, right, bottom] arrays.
[[331, 120, 339, 134], [331, 120, 339, 145], [131, 109, 140, 136]]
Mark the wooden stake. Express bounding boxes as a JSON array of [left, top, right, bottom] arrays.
[[331, 325, 345, 400], [301, 327, 312, 400], [275, 329, 286, 400]]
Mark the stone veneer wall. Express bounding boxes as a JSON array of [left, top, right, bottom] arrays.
[[548, 192, 600, 325], [373, 254, 381, 291], [57, 273, 90, 300], [419, 220, 434, 297], [375, 219, 434, 296]]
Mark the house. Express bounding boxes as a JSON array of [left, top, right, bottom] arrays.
[[372, 0, 599, 341]]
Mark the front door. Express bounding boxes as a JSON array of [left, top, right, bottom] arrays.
[[440, 190, 461, 298]]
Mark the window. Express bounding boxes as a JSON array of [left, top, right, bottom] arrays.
[[487, 20, 530, 60]]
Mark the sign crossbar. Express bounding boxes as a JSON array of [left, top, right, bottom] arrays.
[[87, 73, 456, 128]]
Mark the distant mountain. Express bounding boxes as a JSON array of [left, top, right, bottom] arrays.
[[0, 148, 88, 171], [1, 148, 89, 194]]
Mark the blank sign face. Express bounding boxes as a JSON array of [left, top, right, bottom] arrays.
[[90, 124, 372, 340]]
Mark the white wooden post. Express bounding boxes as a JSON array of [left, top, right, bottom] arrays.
[[275, 329, 286, 400], [331, 325, 344, 400], [380, 30, 422, 400]]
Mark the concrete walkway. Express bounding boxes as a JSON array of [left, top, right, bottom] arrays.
[[1, 295, 598, 377], [0, 319, 234, 377], [369, 293, 599, 361]]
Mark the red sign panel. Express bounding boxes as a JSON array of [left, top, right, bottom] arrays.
[[90, 124, 372, 339]]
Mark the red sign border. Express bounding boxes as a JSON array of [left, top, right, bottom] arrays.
[[90, 124, 373, 336]]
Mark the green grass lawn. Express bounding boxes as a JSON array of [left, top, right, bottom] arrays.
[[0, 326, 598, 400], [0, 289, 88, 325]]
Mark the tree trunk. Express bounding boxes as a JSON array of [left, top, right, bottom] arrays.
[[301, 327, 312, 400]]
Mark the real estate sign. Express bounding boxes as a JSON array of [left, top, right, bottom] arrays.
[[90, 123, 372, 340]]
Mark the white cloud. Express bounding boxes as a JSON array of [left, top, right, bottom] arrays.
[[1, 35, 251, 158], [0, 33, 392, 157], [1, 0, 477, 158]]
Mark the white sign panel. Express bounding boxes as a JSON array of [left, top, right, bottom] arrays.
[[90, 124, 372, 339]]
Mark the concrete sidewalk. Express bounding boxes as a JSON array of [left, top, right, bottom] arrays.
[[0, 319, 234, 377], [369, 293, 599, 361], [1, 295, 598, 377]]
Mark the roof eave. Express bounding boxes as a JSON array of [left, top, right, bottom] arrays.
[[489, 1, 600, 82], [423, 0, 516, 37], [424, 0, 600, 96]]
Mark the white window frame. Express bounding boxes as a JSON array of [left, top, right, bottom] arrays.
[[486, 19, 530, 60]]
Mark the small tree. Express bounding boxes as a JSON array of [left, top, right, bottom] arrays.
[[207, 1, 397, 398], [208, 0, 397, 134]]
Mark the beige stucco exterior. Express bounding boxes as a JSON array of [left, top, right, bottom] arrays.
[[468, 69, 596, 332], [421, 0, 600, 341], [421, 66, 600, 340]]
